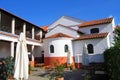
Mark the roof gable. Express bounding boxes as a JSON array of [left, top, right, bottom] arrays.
[[49, 16, 85, 29]]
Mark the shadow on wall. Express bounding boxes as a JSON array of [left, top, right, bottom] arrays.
[[88, 54, 104, 63]]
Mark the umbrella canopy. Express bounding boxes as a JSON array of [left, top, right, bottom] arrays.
[[67, 50, 73, 65], [14, 32, 29, 80], [82, 43, 89, 65]]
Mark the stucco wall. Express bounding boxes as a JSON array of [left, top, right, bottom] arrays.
[[73, 37, 108, 63], [44, 38, 73, 57], [49, 16, 83, 29], [46, 25, 80, 38], [34, 46, 42, 57], [0, 41, 11, 58], [79, 23, 114, 47], [79, 23, 113, 34]]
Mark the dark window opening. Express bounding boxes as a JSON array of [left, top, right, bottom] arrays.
[[50, 45, 54, 53], [64, 45, 68, 52], [87, 44, 94, 54], [91, 28, 99, 34]]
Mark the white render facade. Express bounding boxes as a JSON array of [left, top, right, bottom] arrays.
[[44, 16, 116, 67]]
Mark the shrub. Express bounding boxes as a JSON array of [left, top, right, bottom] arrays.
[[0, 56, 14, 79]]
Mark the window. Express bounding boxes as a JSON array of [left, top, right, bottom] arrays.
[[91, 28, 99, 34], [87, 44, 94, 54], [64, 45, 68, 52], [50, 45, 54, 53]]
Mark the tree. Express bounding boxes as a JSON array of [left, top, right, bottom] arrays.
[[104, 28, 120, 80]]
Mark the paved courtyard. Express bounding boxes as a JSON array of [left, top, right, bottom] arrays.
[[29, 67, 85, 80]]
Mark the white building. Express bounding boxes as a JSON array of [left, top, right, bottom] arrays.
[[0, 8, 117, 68], [43, 16, 116, 68], [0, 8, 45, 67]]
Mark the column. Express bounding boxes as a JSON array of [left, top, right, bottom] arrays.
[[11, 42, 14, 57], [40, 30, 42, 42], [30, 45, 35, 67], [11, 18, 15, 34], [32, 27, 34, 39], [23, 23, 26, 35], [0, 11, 1, 28]]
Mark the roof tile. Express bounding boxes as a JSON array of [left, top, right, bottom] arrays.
[[45, 33, 73, 39], [41, 26, 48, 32], [79, 18, 113, 28], [75, 32, 108, 40]]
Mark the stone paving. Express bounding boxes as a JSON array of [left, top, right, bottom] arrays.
[[29, 68, 48, 80], [29, 67, 85, 80]]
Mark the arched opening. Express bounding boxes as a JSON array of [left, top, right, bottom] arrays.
[[50, 45, 54, 53], [87, 44, 94, 54]]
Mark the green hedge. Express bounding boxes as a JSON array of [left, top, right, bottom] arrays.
[[104, 47, 120, 80]]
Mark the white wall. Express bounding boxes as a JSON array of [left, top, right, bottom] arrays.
[[46, 25, 80, 38], [34, 46, 42, 57], [44, 38, 73, 57], [73, 37, 109, 63], [49, 16, 83, 30], [79, 22, 114, 47], [0, 41, 11, 58], [79, 23, 113, 34]]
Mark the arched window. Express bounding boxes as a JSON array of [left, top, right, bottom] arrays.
[[64, 45, 68, 52], [91, 28, 99, 34], [50, 45, 54, 53], [87, 44, 94, 54]]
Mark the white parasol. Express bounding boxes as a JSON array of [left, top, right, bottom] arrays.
[[67, 50, 73, 65], [82, 43, 89, 65], [14, 32, 29, 80]]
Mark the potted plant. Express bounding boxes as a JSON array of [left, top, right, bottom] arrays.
[[29, 64, 33, 74], [55, 64, 65, 80], [0, 56, 14, 80], [70, 63, 76, 70]]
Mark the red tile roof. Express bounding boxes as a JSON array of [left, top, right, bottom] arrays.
[[45, 33, 73, 39], [75, 32, 108, 40], [41, 26, 48, 32], [79, 18, 113, 28]]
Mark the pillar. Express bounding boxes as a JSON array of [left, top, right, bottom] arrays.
[[30, 45, 35, 67], [23, 23, 26, 35], [11, 42, 14, 57], [32, 27, 34, 39], [11, 18, 15, 34], [40, 30, 42, 42], [0, 11, 1, 28]]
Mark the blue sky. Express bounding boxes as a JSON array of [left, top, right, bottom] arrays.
[[0, 0, 120, 27]]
